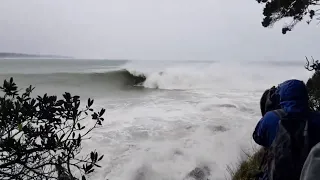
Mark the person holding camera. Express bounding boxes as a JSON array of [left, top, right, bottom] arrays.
[[252, 79, 320, 180]]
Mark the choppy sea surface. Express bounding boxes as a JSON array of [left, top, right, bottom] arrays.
[[0, 59, 311, 180]]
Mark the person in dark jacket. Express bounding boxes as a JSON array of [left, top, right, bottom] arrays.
[[253, 79, 320, 180], [253, 79, 320, 148]]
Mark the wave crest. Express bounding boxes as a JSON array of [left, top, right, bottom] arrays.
[[91, 69, 146, 86], [1, 69, 147, 89]]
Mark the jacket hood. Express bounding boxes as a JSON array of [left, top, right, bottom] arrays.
[[276, 79, 309, 113]]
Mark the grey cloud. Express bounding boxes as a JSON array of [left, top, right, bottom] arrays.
[[0, 0, 319, 60]]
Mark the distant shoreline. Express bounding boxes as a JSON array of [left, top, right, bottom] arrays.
[[0, 52, 72, 59]]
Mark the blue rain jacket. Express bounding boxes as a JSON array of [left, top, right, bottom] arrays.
[[253, 79, 320, 147]]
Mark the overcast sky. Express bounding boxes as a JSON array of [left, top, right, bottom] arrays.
[[0, 0, 318, 60]]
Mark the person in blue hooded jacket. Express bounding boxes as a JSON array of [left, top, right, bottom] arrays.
[[253, 79, 320, 148], [252, 79, 320, 179]]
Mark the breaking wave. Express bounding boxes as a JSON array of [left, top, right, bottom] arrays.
[[1, 60, 310, 92], [129, 61, 309, 91], [1, 69, 147, 89], [87, 69, 147, 86]]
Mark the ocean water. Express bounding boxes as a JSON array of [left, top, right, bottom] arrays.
[[0, 59, 312, 180]]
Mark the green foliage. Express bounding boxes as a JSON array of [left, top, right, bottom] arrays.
[[305, 57, 320, 111], [0, 78, 105, 180], [255, 0, 320, 34], [227, 148, 265, 180]]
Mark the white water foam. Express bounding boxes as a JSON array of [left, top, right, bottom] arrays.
[[2, 59, 309, 179], [77, 61, 312, 180], [124, 61, 311, 91]]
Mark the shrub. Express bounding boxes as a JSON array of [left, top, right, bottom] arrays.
[[0, 78, 105, 180]]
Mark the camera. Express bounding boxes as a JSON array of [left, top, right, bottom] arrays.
[[260, 86, 281, 116]]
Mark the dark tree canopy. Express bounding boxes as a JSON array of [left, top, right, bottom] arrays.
[[305, 57, 320, 111], [256, 0, 320, 34], [0, 78, 105, 180]]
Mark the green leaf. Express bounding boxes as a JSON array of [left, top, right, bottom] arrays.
[[92, 113, 98, 120], [87, 169, 94, 174], [60, 133, 65, 141], [94, 152, 98, 161], [99, 108, 106, 116], [88, 98, 94, 107], [77, 135, 81, 146], [87, 164, 93, 171], [98, 155, 104, 161], [18, 123, 23, 131], [90, 152, 94, 161]]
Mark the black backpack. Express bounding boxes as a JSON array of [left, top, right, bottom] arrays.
[[265, 109, 310, 180]]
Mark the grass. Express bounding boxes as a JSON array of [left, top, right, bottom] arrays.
[[227, 148, 266, 180]]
